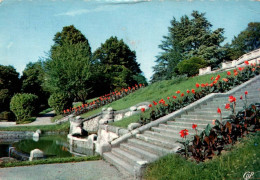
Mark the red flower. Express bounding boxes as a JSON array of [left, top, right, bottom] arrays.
[[195, 83, 200, 88], [201, 83, 205, 87], [215, 75, 220, 81], [211, 77, 214, 80], [240, 95, 243, 100], [223, 78, 228, 82], [186, 89, 190, 94], [244, 60, 249, 65], [234, 71, 238, 76], [245, 91, 248, 95], [176, 90, 180, 94], [167, 97, 170, 100], [205, 83, 208, 86], [252, 68, 255, 72], [63, 110, 66, 113], [191, 89, 195, 94], [225, 103, 230, 110], [238, 67, 243, 71], [227, 71, 231, 76], [181, 93, 184, 97], [172, 95, 177, 99], [153, 101, 158, 105], [179, 129, 189, 138], [149, 104, 152, 108], [212, 120, 216, 125], [234, 69, 237, 73], [141, 108, 145, 112], [217, 107, 221, 114], [192, 124, 197, 129], [228, 95, 236, 103], [213, 80, 218, 84]]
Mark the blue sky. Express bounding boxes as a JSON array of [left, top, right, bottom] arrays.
[[0, 0, 259, 80]]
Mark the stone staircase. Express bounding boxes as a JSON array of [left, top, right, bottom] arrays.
[[103, 76, 260, 179]]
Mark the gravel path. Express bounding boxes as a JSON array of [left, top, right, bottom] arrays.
[[0, 160, 132, 180], [0, 111, 56, 127]]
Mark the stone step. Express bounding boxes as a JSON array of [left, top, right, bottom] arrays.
[[127, 138, 172, 157], [171, 118, 215, 125], [151, 127, 196, 138], [208, 97, 259, 103], [136, 133, 179, 149], [112, 148, 144, 166], [144, 130, 182, 142], [120, 143, 159, 162], [158, 124, 204, 131], [188, 110, 231, 116], [167, 121, 208, 128], [103, 152, 133, 176]]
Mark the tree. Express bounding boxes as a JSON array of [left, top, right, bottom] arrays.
[[10, 93, 38, 122], [21, 61, 49, 108], [177, 57, 207, 77], [0, 65, 20, 112], [44, 25, 92, 103], [93, 36, 143, 92], [226, 22, 260, 60], [152, 11, 226, 82]]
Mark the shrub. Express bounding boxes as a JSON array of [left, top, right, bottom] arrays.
[[10, 93, 38, 122], [0, 111, 15, 121], [177, 57, 207, 77], [48, 93, 71, 115]]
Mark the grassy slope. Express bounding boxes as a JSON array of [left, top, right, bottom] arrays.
[[144, 132, 260, 180], [80, 71, 228, 121]]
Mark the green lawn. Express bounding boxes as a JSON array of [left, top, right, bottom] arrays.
[[144, 132, 260, 180], [79, 71, 228, 122], [0, 155, 101, 168], [0, 121, 70, 132], [109, 114, 140, 128]]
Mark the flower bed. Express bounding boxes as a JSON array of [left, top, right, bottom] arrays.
[[177, 92, 260, 162], [62, 84, 145, 116], [139, 61, 259, 125]]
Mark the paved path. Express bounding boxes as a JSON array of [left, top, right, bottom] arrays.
[[0, 111, 56, 127], [0, 160, 132, 180]]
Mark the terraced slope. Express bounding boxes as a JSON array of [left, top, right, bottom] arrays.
[[103, 76, 260, 179]]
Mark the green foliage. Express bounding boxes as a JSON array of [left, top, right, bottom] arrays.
[[44, 25, 92, 102], [10, 93, 38, 122], [226, 22, 260, 60], [0, 155, 101, 168], [48, 93, 71, 115], [93, 36, 143, 92], [21, 61, 49, 107], [152, 11, 225, 82], [0, 65, 20, 112], [144, 132, 260, 179], [0, 111, 15, 121], [177, 57, 207, 77]]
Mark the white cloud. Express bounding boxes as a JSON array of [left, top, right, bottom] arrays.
[[55, 6, 115, 16], [7, 42, 13, 49]]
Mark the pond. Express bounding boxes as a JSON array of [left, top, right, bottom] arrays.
[[0, 135, 95, 160]]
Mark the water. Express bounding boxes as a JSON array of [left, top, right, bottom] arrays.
[[0, 135, 94, 160]]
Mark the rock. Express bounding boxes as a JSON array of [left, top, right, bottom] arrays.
[[137, 105, 149, 111], [99, 119, 108, 125], [0, 157, 17, 165], [128, 123, 141, 131], [33, 132, 39, 138], [29, 149, 44, 161], [130, 106, 137, 111], [102, 107, 107, 111], [107, 107, 113, 111], [36, 129, 41, 135], [114, 114, 123, 121], [124, 111, 132, 118]]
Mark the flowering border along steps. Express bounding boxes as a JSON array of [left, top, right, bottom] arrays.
[[103, 75, 260, 179]]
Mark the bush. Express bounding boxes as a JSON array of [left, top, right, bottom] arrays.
[[48, 93, 71, 115], [10, 93, 38, 122], [0, 111, 16, 121], [177, 57, 207, 77]]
